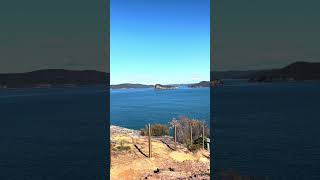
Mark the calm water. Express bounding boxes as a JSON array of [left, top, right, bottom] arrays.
[[110, 87, 210, 129], [213, 80, 320, 179], [0, 86, 107, 180], [2, 82, 320, 179]]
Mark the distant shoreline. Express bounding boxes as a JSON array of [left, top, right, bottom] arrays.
[[0, 69, 108, 89], [2, 61, 320, 89], [0, 84, 107, 91]]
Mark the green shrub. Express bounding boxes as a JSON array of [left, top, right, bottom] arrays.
[[114, 140, 131, 151], [116, 145, 130, 151], [140, 124, 169, 136], [185, 137, 208, 152], [193, 136, 208, 149], [186, 141, 197, 152]]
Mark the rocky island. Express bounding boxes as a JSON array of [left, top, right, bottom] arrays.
[[154, 84, 178, 90]]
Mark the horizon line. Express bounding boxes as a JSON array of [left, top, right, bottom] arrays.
[[110, 80, 210, 86]]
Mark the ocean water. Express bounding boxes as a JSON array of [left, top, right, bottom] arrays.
[[0, 86, 108, 180], [110, 87, 210, 129], [213, 80, 320, 179], [2, 82, 320, 179]]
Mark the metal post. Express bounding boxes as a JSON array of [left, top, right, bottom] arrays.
[[207, 138, 210, 152]]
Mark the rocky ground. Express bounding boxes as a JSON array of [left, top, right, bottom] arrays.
[[110, 125, 210, 180]]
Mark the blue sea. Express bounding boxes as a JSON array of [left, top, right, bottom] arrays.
[[110, 87, 210, 129], [1, 81, 320, 179], [213, 80, 320, 179], [0, 86, 107, 180]]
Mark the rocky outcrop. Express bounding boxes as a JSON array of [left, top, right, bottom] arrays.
[[154, 84, 177, 90]]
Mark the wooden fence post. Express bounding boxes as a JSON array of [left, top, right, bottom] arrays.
[[190, 124, 193, 145], [148, 123, 152, 158], [174, 125, 177, 150], [202, 122, 205, 149]]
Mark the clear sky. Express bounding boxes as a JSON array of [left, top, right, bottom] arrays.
[[3, 0, 318, 78], [0, 0, 107, 73], [212, 0, 320, 71], [110, 0, 210, 85]]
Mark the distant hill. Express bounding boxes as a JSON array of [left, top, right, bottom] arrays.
[[211, 62, 320, 82], [189, 81, 211, 88], [248, 62, 320, 82], [111, 83, 153, 89], [0, 69, 108, 88], [188, 80, 224, 88], [4, 62, 318, 89], [211, 70, 258, 80]]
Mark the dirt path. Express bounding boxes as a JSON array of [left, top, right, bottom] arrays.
[[110, 126, 210, 180]]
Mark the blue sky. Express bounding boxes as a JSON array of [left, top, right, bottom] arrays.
[[0, 0, 107, 73], [212, 0, 320, 71], [110, 0, 210, 85]]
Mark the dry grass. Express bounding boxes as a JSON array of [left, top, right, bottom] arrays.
[[110, 125, 210, 180]]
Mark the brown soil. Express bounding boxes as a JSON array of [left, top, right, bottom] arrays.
[[110, 125, 210, 180]]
